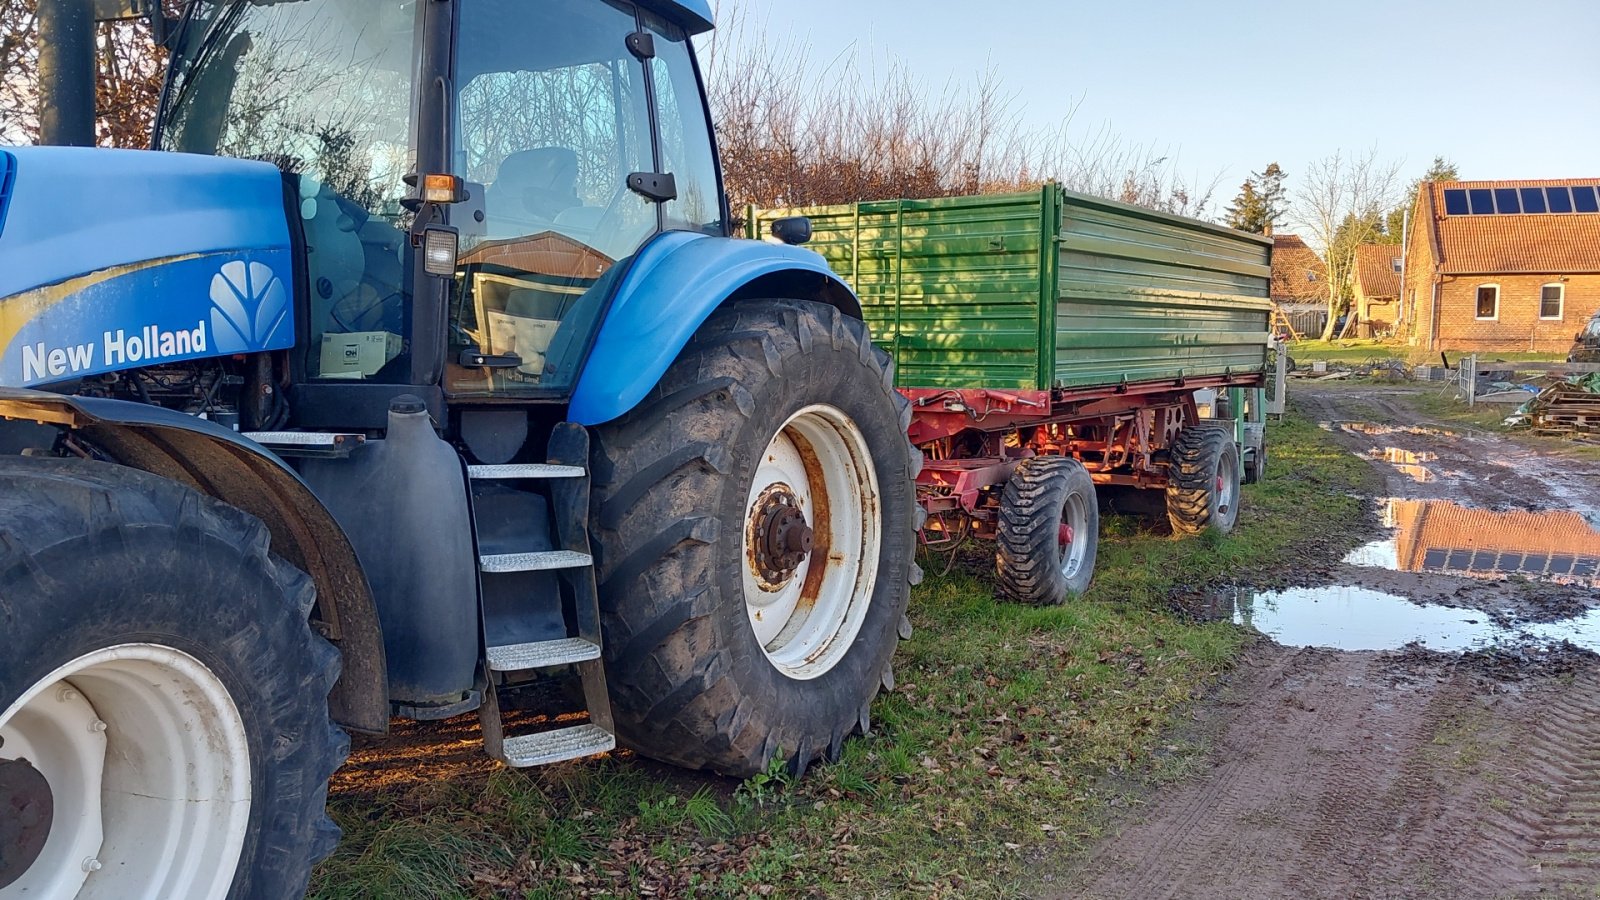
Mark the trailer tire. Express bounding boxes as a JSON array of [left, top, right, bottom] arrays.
[[994, 457, 1099, 604], [589, 299, 920, 778], [1166, 426, 1241, 535], [1243, 428, 1268, 485], [0, 457, 346, 900]]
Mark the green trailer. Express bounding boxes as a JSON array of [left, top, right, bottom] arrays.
[[750, 185, 1274, 603]]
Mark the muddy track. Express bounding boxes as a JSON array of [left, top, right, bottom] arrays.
[[1071, 645, 1600, 899], [1064, 386, 1600, 899]]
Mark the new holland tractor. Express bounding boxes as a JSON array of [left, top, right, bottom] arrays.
[[0, 1, 921, 895]]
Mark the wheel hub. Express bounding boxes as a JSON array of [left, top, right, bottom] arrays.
[[751, 486, 814, 583], [0, 756, 53, 889]]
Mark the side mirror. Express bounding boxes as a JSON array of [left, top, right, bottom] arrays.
[[93, 0, 175, 47], [770, 216, 813, 246]]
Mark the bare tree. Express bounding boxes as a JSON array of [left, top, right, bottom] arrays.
[[0, 0, 175, 147], [1292, 148, 1403, 340], [703, 3, 1218, 220]]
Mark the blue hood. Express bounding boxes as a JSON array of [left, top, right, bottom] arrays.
[[0, 147, 295, 387]]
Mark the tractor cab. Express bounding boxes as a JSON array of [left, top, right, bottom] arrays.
[[157, 0, 722, 401]]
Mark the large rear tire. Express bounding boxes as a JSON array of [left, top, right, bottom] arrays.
[[0, 458, 346, 900], [589, 299, 920, 777], [1166, 426, 1242, 535], [995, 457, 1099, 604]]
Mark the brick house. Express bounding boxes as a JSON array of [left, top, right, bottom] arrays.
[[1402, 179, 1600, 352], [1270, 234, 1328, 336], [1352, 244, 1402, 337]]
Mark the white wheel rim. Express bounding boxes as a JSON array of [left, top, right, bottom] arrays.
[[742, 404, 882, 680], [1059, 490, 1091, 580], [0, 644, 252, 900], [1216, 453, 1237, 521]]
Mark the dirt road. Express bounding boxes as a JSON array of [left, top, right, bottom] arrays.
[[1071, 385, 1600, 899]]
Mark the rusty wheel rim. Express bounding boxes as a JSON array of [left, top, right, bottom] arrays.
[[741, 405, 882, 680]]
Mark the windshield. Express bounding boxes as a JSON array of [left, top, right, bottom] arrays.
[[160, 0, 422, 382], [446, 0, 673, 397]]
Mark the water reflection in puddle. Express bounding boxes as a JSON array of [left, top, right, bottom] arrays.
[[1344, 498, 1600, 588], [1322, 422, 1458, 438], [1233, 586, 1600, 653], [1367, 447, 1439, 482]]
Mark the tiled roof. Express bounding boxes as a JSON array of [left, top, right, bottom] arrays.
[[1422, 180, 1600, 275], [1270, 234, 1327, 302], [1354, 244, 1401, 298]]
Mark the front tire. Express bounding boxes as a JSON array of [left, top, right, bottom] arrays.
[[0, 458, 346, 899], [589, 299, 920, 777]]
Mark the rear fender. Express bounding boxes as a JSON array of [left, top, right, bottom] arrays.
[[568, 232, 862, 425], [0, 388, 388, 733]]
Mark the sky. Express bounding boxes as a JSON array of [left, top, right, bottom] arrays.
[[709, 0, 1600, 216]]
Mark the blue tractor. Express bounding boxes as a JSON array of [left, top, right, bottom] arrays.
[[0, 1, 920, 895]]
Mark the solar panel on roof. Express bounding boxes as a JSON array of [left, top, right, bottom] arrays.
[[1573, 185, 1599, 213], [1547, 186, 1574, 212], [1493, 188, 1521, 213], [1468, 188, 1494, 214], [1520, 187, 1547, 213], [1443, 189, 1469, 215]]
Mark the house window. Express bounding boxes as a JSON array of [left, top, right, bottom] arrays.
[[1306, 271, 1317, 282], [1391, 257, 1402, 274], [1540, 284, 1564, 319], [1475, 285, 1499, 320]]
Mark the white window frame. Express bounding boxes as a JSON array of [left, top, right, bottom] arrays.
[[1539, 283, 1565, 320], [1474, 284, 1500, 321]]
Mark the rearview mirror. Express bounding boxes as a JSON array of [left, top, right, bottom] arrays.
[[93, 0, 152, 20], [770, 216, 812, 246]]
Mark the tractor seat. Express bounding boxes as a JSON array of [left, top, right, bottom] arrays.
[[486, 147, 581, 234]]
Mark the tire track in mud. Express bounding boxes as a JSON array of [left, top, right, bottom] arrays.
[[1497, 672, 1600, 893], [1078, 648, 1459, 900], [1091, 648, 1314, 899]]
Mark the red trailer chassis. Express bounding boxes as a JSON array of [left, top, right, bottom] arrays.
[[909, 373, 1264, 549]]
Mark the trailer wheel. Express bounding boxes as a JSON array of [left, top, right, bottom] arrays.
[[1166, 426, 1241, 535], [0, 457, 346, 899], [1243, 425, 1268, 485], [995, 457, 1099, 604], [589, 299, 919, 778]]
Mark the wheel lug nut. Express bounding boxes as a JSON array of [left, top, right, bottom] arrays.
[[57, 687, 79, 702], [82, 857, 103, 872], [89, 720, 107, 734]]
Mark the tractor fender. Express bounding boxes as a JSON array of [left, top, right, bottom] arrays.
[[568, 232, 863, 426], [0, 387, 388, 734]]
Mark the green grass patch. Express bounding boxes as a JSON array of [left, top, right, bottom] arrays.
[[1288, 338, 1562, 365], [310, 410, 1372, 898]]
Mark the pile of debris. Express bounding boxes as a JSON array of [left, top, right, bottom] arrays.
[[1506, 373, 1600, 439]]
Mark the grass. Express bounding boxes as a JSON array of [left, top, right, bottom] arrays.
[[1288, 338, 1563, 365], [309, 409, 1374, 899]]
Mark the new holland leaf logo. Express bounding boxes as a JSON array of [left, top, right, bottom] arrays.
[[209, 261, 288, 354]]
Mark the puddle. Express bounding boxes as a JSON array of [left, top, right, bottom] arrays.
[[1323, 422, 1458, 438], [1233, 585, 1600, 653], [1368, 447, 1438, 482], [1344, 498, 1600, 588]]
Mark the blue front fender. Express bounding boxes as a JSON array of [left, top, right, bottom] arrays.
[[568, 232, 858, 425]]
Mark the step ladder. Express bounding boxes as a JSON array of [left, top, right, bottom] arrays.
[[469, 423, 616, 767]]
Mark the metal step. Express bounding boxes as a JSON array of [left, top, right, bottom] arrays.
[[242, 431, 365, 458], [468, 464, 584, 480], [501, 723, 615, 767], [487, 637, 601, 671], [479, 550, 592, 573]]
